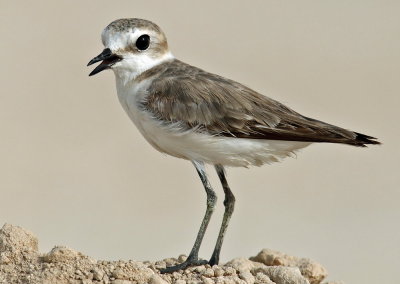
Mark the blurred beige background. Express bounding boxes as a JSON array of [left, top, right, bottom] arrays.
[[0, 0, 399, 283]]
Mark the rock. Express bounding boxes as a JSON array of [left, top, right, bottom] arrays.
[[226, 258, 256, 271], [254, 266, 309, 284], [163, 257, 178, 267], [111, 280, 134, 284], [0, 223, 38, 252], [251, 249, 328, 284], [112, 268, 126, 279], [298, 259, 328, 284], [201, 267, 215, 277], [0, 223, 38, 264], [178, 254, 188, 263], [187, 281, 202, 284], [149, 274, 168, 284], [194, 265, 206, 273], [202, 279, 214, 284], [239, 270, 255, 284], [42, 246, 96, 265], [91, 267, 104, 280], [0, 223, 342, 284], [254, 272, 274, 284], [224, 266, 237, 276], [213, 266, 225, 277]]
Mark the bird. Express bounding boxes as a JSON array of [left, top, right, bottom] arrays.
[[87, 18, 380, 273]]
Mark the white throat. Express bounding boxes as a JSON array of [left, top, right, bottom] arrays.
[[112, 51, 174, 86]]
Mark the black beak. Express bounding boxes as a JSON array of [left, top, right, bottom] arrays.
[[87, 48, 122, 76]]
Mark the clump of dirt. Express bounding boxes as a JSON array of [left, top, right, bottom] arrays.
[[0, 224, 343, 284]]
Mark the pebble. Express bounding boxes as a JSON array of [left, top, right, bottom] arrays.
[[213, 267, 225, 277], [224, 267, 236, 276], [178, 255, 188, 263], [149, 274, 169, 284], [155, 261, 167, 269], [202, 268, 215, 277], [111, 280, 133, 284], [194, 265, 206, 273], [112, 268, 125, 279], [87, 272, 94, 280], [164, 258, 178, 266], [254, 272, 276, 284], [91, 267, 104, 281], [187, 280, 202, 284], [202, 278, 215, 284], [103, 274, 110, 284], [239, 270, 255, 284]]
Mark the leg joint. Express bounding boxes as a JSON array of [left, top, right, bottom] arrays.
[[223, 190, 235, 211], [207, 189, 217, 209]]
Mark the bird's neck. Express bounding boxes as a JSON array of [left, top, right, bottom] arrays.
[[113, 52, 174, 86]]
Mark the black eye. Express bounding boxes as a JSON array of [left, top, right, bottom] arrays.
[[136, 34, 150, 50]]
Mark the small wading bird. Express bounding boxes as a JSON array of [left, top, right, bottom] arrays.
[[88, 18, 380, 273]]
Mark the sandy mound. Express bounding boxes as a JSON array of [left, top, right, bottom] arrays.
[[0, 224, 343, 284]]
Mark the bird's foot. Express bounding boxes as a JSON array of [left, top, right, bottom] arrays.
[[159, 257, 208, 274], [208, 255, 219, 267]]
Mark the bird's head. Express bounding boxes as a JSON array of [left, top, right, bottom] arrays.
[[88, 18, 173, 79]]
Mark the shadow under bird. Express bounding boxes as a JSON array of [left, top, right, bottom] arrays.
[[88, 18, 380, 273]]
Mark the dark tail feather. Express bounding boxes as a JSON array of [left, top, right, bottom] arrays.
[[349, 132, 381, 147]]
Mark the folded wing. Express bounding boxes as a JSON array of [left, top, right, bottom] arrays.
[[141, 60, 380, 147]]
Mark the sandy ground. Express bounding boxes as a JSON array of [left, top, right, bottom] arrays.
[[0, 224, 342, 284]]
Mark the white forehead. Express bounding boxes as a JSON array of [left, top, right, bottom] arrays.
[[101, 28, 158, 51]]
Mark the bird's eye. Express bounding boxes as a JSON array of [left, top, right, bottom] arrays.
[[136, 34, 150, 50]]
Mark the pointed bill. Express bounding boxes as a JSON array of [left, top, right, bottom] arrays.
[[88, 48, 122, 76]]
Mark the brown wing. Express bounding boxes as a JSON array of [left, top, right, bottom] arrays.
[[140, 60, 379, 147]]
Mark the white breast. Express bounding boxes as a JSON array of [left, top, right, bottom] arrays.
[[115, 78, 310, 167]]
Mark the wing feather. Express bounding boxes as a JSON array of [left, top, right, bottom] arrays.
[[140, 60, 379, 147]]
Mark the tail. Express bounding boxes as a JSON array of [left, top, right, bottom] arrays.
[[348, 132, 381, 147], [301, 116, 381, 147]]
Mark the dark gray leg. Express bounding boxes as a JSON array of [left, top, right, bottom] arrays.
[[160, 161, 217, 273], [209, 164, 235, 266]]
